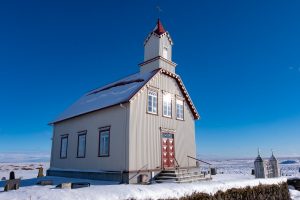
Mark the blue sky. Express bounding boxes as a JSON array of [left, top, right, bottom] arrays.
[[0, 0, 300, 158]]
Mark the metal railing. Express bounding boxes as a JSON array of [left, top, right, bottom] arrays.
[[174, 157, 180, 169], [187, 156, 212, 165], [128, 164, 149, 182], [187, 155, 212, 178]]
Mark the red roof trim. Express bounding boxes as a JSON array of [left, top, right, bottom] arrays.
[[160, 69, 200, 120], [51, 69, 199, 125], [130, 68, 200, 120]]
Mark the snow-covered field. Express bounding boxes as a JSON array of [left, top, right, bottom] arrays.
[[208, 157, 300, 177], [0, 158, 299, 200], [209, 158, 300, 200]]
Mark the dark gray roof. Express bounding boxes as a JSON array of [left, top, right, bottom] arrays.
[[269, 154, 277, 161], [255, 155, 263, 162]]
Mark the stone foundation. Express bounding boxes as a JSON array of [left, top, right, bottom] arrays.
[[46, 169, 161, 184], [46, 169, 128, 183]]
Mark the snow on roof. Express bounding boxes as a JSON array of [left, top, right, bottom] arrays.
[[51, 70, 159, 124]]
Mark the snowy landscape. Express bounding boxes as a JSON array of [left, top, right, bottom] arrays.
[[0, 156, 299, 200], [1, 1, 299, 200]]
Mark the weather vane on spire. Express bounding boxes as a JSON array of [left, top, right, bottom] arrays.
[[156, 5, 163, 13], [156, 5, 163, 18]]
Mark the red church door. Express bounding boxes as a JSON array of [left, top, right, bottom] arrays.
[[161, 133, 175, 169]]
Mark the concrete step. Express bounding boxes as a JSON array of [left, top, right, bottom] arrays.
[[155, 169, 209, 183], [161, 169, 188, 174]]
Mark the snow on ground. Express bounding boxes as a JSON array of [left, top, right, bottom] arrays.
[[290, 189, 300, 200], [0, 175, 286, 200], [0, 158, 299, 200], [207, 157, 300, 177]]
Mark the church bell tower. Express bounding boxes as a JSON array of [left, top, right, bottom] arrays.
[[139, 19, 177, 74]]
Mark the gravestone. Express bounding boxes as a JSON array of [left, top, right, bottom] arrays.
[[4, 179, 20, 191], [37, 167, 44, 178], [9, 171, 15, 180], [211, 168, 217, 175]]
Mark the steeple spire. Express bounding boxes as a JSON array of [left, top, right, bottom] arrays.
[[140, 19, 176, 74], [154, 19, 166, 35], [271, 149, 274, 156], [270, 149, 277, 160]]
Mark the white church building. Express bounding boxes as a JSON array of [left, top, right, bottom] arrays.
[[47, 20, 200, 183]]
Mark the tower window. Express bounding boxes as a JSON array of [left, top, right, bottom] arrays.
[[163, 92, 172, 118], [163, 47, 168, 59]]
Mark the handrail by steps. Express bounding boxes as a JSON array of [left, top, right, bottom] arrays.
[[187, 155, 212, 178], [187, 155, 212, 165], [174, 157, 180, 169], [128, 164, 149, 182]]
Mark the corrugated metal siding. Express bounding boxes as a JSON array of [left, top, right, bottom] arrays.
[[50, 104, 129, 172], [129, 72, 196, 171]]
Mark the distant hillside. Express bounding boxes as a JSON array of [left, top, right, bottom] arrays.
[[281, 160, 299, 165], [0, 152, 50, 163]]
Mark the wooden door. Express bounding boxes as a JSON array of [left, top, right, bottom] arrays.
[[161, 133, 175, 169]]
